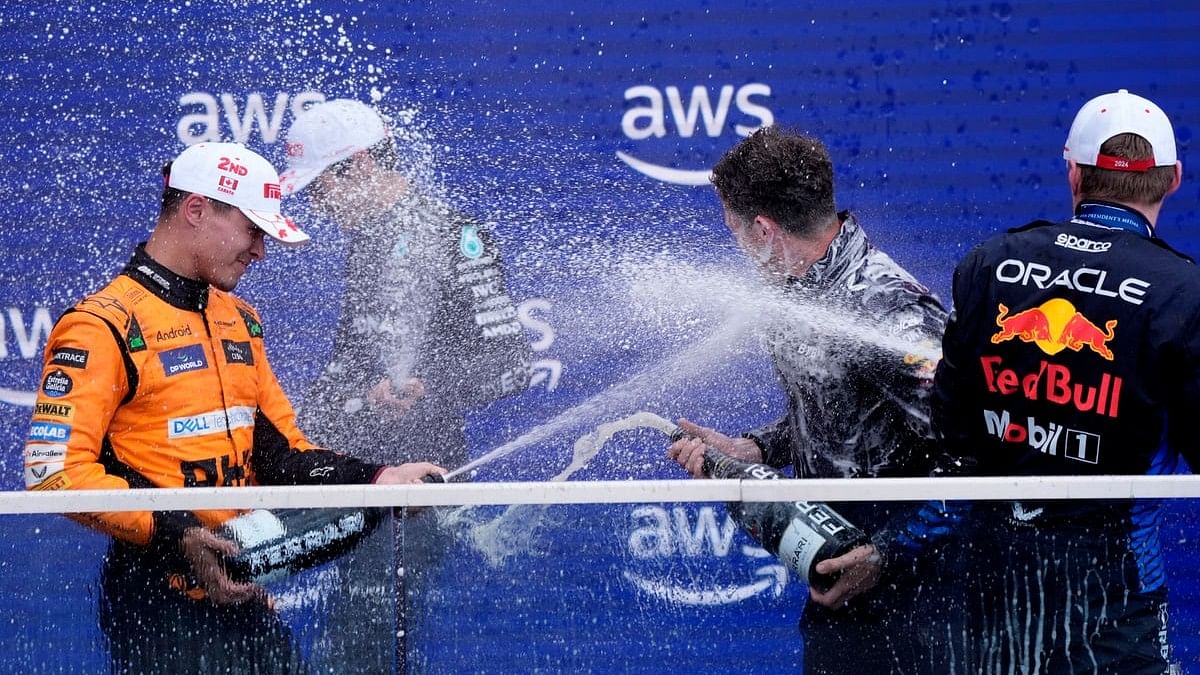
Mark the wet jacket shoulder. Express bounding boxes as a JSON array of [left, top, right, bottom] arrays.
[[299, 191, 531, 447], [933, 214, 1200, 480], [746, 213, 947, 483]]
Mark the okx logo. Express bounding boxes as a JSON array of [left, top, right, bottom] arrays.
[[617, 83, 773, 186], [991, 299, 1116, 360]]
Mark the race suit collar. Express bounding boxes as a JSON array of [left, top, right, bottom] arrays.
[[1072, 201, 1153, 238], [122, 243, 210, 312], [789, 211, 867, 290]]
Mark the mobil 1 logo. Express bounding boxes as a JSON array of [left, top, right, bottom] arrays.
[[984, 409, 1100, 464]]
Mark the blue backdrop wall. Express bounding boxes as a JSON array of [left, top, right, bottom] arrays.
[[2, 1, 1199, 672]]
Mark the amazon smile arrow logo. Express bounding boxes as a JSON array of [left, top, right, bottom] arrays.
[[618, 83, 774, 186], [623, 563, 788, 606], [615, 151, 713, 186]]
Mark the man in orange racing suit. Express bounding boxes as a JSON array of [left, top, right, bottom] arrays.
[[23, 141, 443, 674]]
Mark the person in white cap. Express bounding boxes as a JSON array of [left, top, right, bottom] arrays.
[[868, 89, 1191, 672], [281, 98, 532, 665], [23, 142, 445, 674]]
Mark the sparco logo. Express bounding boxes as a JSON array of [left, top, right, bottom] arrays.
[[617, 84, 774, 185], [984, 409, 1101, 464], [1055, 233, 1111, 253], [623, 505, 788, 606]]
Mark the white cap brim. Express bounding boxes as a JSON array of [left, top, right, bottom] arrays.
[[279, 165, 326, 198], [242, 208, 311, 247]]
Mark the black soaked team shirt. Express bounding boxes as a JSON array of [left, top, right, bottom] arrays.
[[920, 201, 1200, 592], [298, 190, 531, 468], [743, 212, 950, 539]]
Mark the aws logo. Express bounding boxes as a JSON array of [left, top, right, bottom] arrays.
[[177, 91, 326, 145], [623, 505, 789, 606], [1, 306, 54, 407], [617, 83, 774, 186]]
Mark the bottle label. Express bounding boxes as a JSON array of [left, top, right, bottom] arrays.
[[777, 517, 828, 584], [223, 509, 286, 548]]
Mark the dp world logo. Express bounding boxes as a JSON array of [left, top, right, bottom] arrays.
[[623, 505, 789, 606], [617, 83, 774, 186]]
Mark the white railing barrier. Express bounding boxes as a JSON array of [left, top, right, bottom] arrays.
[[3, 474, 1200, 514]]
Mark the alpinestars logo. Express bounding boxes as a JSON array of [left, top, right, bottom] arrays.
[[617, 84, 773, 186]]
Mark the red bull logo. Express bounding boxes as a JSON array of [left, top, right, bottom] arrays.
[[980, 356, 1121, 418], [991, 299, 1116, 361]]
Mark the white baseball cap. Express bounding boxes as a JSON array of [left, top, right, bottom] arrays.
[[169, 142, 310, 247], [279, 99, 389, 196], [1063, 89, 1177, 172]]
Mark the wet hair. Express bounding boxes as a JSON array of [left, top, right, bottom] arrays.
[[158, 161, 236, 219], [1078, 133, 1177, 205], [711, 126, 837, 237]]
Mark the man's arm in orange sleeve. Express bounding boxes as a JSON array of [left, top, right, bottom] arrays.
[[25, 309, 200, 552]]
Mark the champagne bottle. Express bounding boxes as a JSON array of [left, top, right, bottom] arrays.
[[220, 508, 383, 585], [670, 428, 868, 591]]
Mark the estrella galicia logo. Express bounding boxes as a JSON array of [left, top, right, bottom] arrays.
[[459, 226, 484, 259], [238, 307, 264, 339], [50, 347, 89, 369], [41, 369, 74, 398], [617, 83, 774, 186], [159, 344, 208, 377], [221, 339, 254, 366], [28, 421, 71, 444]]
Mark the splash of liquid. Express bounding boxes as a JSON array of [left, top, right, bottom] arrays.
[[442, 319, 751, 481], [439, 411, 677, 568]]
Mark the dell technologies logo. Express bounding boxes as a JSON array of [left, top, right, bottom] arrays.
[[618, 83, 774, 185]]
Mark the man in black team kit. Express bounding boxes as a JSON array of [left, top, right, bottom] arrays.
[[921, 89, 1192, 673], [281, 99, 531, 670], [668, 126, 959, 674]]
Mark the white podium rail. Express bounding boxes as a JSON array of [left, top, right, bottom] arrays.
[[2, 475, 1200, 515]]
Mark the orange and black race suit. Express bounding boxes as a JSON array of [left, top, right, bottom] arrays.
[[23, 244, 383, 577]]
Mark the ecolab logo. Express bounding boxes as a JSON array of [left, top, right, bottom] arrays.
[[618, 84, 774, 185], [28, 421, 71, 444]]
